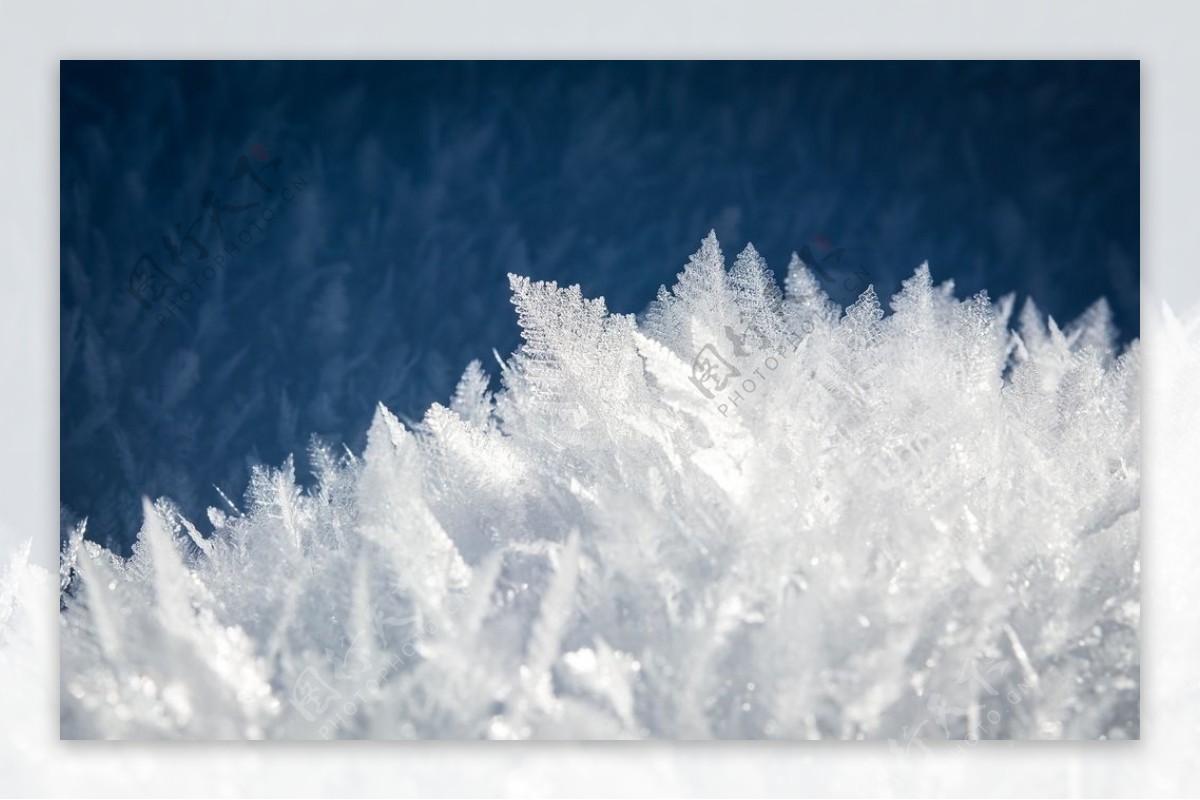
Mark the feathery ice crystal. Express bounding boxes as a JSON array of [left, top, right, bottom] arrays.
[[59, 234, 1139, 739]]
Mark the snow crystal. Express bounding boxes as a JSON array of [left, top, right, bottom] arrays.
[[58, 234, 1139, 739]]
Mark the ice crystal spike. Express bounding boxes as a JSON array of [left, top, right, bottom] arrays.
[[59, 234, 1140, 740]]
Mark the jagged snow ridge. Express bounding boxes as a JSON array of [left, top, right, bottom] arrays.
[[59, 233, 1139, 740]]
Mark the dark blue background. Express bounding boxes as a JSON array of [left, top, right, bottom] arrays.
[[60, 61, 1140, 552]]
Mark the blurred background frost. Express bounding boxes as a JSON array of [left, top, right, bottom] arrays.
[[59, 61, 1139, 551]]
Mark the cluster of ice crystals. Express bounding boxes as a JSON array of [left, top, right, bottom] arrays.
[[59, 233, 1139, 739]]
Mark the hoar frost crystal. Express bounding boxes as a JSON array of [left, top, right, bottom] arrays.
[[60, 233, 1139, 740]]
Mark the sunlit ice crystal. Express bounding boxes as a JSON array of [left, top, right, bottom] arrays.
[[58, 233, 1139, 740]]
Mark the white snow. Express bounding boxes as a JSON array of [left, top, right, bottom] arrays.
[[57, 234, 1139, 739]]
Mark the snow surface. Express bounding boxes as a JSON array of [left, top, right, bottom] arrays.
[[57, 234, 1139, 739]]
